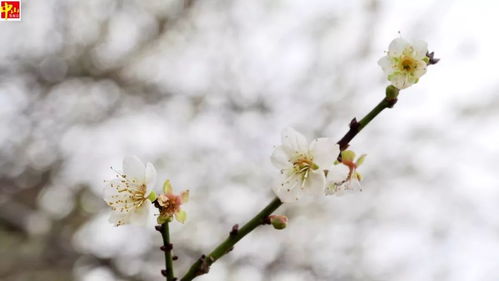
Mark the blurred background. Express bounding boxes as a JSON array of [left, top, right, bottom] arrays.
[[1, 0, 498, 280]]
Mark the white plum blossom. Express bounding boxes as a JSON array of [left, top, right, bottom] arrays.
[[325, 150, 365, 196], [104, 156, 157, 226], [378, 37, 429, 89], [271, 128, 339, 202], [325, 165, 361, 196]]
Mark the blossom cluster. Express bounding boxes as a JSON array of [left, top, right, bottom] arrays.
[[104, 156, 188, 227], [103, 36, 435, 226], [271, 128, 365, 202], [104, 128, 367, 226]]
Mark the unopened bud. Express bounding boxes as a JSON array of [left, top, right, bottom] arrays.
[[147, 191, 157, 202], [269, 215, 288, 230], [385, 85, 399, 100]]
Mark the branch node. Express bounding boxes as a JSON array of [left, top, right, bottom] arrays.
[[229, 224, 239, 236], [160, 243, 173, 252], [161, 270, 167, 277], [196, 255, 211, 275], [155, 225, 162, 232], [349, 118, 360, 129], [262, 216, 271, 225], [153, 199, 161, 208], [386, 98, 398, 108]]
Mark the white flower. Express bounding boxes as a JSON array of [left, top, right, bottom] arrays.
[[378, 37, 429, 89], [325, 165, 361, 196], [104, 156, 157, 226], [271, 128, 339, 202], [325, 150, 365, 196]]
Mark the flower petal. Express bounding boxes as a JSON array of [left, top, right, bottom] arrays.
[[108, 212, 131, 226], [412, 39, 428, 59], [389, 72, 411, 89], [175, 210, 187, 224], [123, 156, 145, 184], [129, 203, 150, 226], [325, 164, 363, 196], [180, 190, 190, 203], [271, 146, 291, 169], [163, 180, 173, 194], [327, 164, 350, 184], [325, 182, 345, 196], [377, 56, 395, 75], [104, 179, 135, 214], [356, 154, 367, 166], [306, 171, 326, 196], [413, 61, 427, 78], [348, 178, 362, 192], [281, 127, 308, 155], [273, 184, 303, 203], [388, 37, 409, 57], [309, 138, 339, 169], [273, 173, 303, 202], [145, 162, 157, 191]]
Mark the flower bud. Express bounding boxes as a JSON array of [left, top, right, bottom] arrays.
[[147, 190, 157, 202], [385, 85, 399, 100], [269, 215, 288, 230]]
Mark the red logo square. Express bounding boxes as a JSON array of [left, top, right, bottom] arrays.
[[0, 1, 21, 21]]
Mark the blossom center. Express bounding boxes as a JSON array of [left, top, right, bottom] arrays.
[[292, 157, 318, 182], [158, 194, 182, 217], [132, 184, 147, 203], [399, 56, 417, 73]]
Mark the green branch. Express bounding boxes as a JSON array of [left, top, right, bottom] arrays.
[[180, 85, 400, 280], [337, 85, 399, 151], [180, 197, 282, 281], [159, 222, 175, 281]]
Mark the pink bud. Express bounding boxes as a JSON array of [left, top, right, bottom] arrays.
[[269, 215, 288, 230]]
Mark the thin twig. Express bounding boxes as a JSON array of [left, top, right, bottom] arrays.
[[159, 222, 176, 281], [181, 197, 282, 280], [337, 86, 398, 151]]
